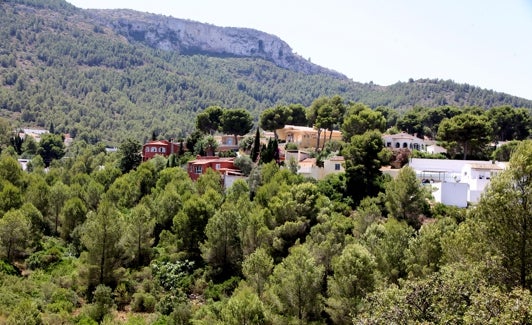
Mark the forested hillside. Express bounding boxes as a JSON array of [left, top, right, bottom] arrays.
[[1, 129, 532, 323], [1, 0, 531, 145]]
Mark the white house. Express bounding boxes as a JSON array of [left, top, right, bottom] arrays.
[[284, 150, 310, 164], [383, 132, 427, 151], [21, 128, 48, 142], [408, 158, 507, 206], [224, 172, 246, 189], [430, 182, 469, 208], [460, 163, 504, 202], [426, 144, 447, 155], [295, 156, 345, 180]]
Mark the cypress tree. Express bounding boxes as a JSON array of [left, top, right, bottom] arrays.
[[251, 128, 260, 162]]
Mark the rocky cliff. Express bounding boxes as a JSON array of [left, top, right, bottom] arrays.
[[86, 9, 343, 77]]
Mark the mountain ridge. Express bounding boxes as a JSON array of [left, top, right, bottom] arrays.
[[84, 8, 345, 78]]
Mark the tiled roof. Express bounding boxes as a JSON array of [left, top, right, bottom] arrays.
[[468, 163, 503, 170], [144, 140, 169, 146]]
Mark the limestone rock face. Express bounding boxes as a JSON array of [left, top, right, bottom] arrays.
[[88, 9, 343, 76]]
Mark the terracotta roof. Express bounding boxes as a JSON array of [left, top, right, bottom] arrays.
[[299, 158, 317, 165], [145, 140, 169, 146], [189, 157, 235, 165], [384, 132, 417, 140], [468, 163, 503, 170], [280, 125, 342, 134]]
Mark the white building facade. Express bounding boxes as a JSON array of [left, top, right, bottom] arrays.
[[409, 158, 507, 207]]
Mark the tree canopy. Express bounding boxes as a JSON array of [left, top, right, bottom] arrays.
[[221, 108, 253, 145], [437, 113, 492, 159]]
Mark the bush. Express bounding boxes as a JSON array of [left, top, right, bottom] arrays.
[[26, 237, 66, 270], [131, 292, 156, 313], [113, 282, 132, 311], [151, 260, 195, 292], [234, 155, 253, 176], [0, 259, 19, 275], [45, 288, 78, 313], [411, 149, 447, 159], [204, 276, 240, 301], [88, 285, 114, 323], [74, 315, 98, 325], [285, 142, 298, 150], [6, 299, 42, 325]]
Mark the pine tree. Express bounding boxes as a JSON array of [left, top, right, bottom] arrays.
[[81, 201, 123, 288]]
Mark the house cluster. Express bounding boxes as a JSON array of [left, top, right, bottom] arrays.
[[141, 125, 504, 207], [142, 138, 245, 188]]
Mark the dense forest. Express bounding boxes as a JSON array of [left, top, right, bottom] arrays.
[[1, 112, 532, 323], [0, 93, 531, 323], [1, 0, 532, 146]]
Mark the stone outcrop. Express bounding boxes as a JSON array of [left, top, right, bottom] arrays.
[[87, 9, 344, 77]]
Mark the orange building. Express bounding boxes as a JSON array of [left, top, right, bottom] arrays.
[[186, 156, 241, 181], [142, 140, 182, 161]]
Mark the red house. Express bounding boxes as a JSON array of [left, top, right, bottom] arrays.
[[142, 140, 182, 161], [187, 156, 241, 181]]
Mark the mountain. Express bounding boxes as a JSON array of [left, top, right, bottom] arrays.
[[86, 8, 343, 77], [1, 0, 531, 145]]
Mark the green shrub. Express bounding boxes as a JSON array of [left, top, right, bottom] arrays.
[[411, 149, 447, 159], [285, 142, 298, 150], [0, 259, 19, 275], [74, 315, 98, 325], [26, 237, 66, 270], [204, 276, 240, 301], [45, 288, 78, 313], [131, 292, 156, 313], [87, 285, 114, 323], [152, 260, 195, 292], [114, 282, 132, 311], [6, 299, 42, 325], [155, 291, 187, 316]]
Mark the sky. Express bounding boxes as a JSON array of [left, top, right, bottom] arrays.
[[67, 0, 532, 100]]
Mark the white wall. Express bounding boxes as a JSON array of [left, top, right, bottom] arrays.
[[431, 182, 468, 208], [224, 174, 245, 189]]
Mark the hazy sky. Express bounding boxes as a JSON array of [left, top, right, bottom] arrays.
[[67, 0, 532, 100]]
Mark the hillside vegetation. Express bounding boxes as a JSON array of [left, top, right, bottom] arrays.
[[1, 132, 532, 323], [1, 0, 531, 145], [3, 1, 532, 324]]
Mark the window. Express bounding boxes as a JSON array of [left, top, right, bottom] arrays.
[[145, 147, 150, 152], [194, 166, 202, 174], [395, 143, 400, 148], [335, 163, 341, 171], [159, 147, 166, 153], [387, 142, 391, 147], [227, 138, 233, 145], [151, 147, 157, 152], [215, 163, 221, 170]]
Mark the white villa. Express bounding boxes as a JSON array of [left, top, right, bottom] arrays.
[[382, 132, 448, 155], [408, 158, 507, 207], [284, 150, 345, 180], [383, 132, 428, 151]]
